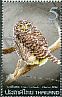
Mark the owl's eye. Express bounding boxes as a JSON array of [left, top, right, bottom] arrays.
[[17, 24, 22, 29], [27, 24, 31, 27], [19, 24, 22, 27]]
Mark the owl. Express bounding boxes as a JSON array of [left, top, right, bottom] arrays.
[[14, 20, 60, 66]]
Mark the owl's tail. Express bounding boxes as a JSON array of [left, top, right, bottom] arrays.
[[48, 53, 61, 64]]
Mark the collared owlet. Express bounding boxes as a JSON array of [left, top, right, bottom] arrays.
[[14, 20, 60, 66]]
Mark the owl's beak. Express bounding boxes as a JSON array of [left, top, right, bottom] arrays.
[[21, 25, 28, 32]]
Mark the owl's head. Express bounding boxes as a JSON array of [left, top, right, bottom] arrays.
[[14, 20, 32, 34]]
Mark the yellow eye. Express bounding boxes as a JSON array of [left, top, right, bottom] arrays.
[[27, 24, 31, 27], [19, 24, 22, 27], [17, 24, 22, 28]]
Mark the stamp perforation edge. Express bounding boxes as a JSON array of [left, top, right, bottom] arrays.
[[60, 2, 62, 97], [2, 0, 62, 3], [0, 0, 3, 97], [1, 1, 61, 97]]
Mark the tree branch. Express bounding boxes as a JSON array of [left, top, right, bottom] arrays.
[[49, 38, 60, 53], [5, 38, 61, 84], [2, 47, 16, 54], [2, 38, 60, 54]]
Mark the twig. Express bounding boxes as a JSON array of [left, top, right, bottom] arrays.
[[2, 47, 16, 54], [49, 38, 60, 53]]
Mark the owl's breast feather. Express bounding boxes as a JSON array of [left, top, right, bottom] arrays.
[[20, 32, 48, 59]]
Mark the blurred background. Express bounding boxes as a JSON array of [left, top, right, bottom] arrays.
[[2, 2, 60, 86]]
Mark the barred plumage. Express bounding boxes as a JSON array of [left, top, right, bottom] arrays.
[[14, 20, 60, 65]]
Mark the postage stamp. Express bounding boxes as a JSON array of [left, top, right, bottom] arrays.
[[0, 1, 61, 96]]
